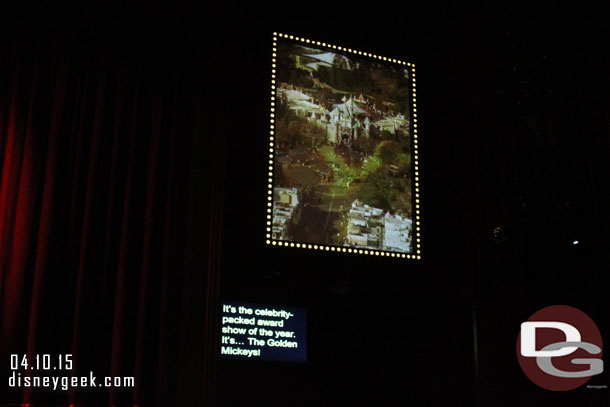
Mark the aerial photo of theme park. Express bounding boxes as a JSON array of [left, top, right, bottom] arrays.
[[272, 40, 414, 254]]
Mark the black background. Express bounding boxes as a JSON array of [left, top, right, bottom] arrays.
[[2, 2, 610, 406]]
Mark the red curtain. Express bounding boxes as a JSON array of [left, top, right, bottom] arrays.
[[0, 38, 221, 407]]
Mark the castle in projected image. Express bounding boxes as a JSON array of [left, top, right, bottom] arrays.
[[272, 38, 414, 254]]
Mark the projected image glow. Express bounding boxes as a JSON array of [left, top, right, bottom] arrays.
[[219, 301, 307, 362], [270, 36, 417, 255]]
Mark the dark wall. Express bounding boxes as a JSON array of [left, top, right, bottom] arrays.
[[218, 4, 610, 407]]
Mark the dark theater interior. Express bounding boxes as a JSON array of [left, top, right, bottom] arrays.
[[1, 3, 609, 406]]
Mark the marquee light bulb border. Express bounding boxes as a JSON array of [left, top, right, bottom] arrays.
[[265, 32, 422, 260]]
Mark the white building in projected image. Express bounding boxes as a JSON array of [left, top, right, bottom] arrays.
[[383, 212, 412, 253], [327, 96, 369, 144], [346, 200, 384, 249], [272, 187, 299, 241], [346, 200, 412, 253]]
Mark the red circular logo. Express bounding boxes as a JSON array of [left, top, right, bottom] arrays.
[[516, 305, 603, 391]]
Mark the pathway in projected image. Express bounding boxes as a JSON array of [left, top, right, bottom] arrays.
[[272, 39, 414, 254]]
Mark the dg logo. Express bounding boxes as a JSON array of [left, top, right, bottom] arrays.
[[516, 305, 604, 391]]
